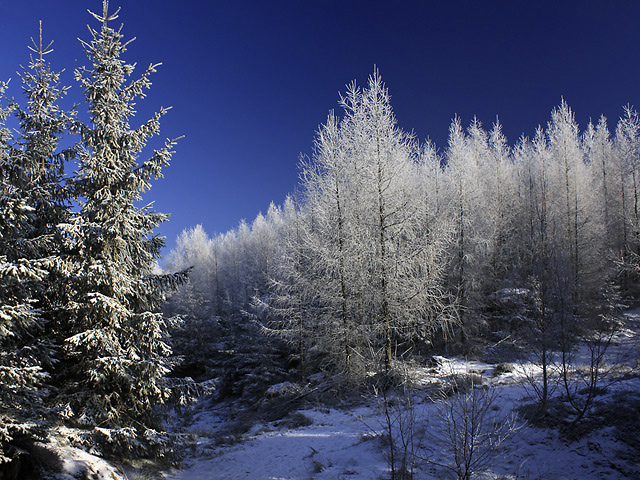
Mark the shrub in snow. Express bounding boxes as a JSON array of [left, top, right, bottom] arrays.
[[492, 363, 513, 377], [439, 373, 485, 397], [429, 382, 519, 480], [276, 412, 313, 430], [266, 381, 298, 397]]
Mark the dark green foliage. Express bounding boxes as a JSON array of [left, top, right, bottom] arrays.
[[52, 2, 187, 447], [0, 1, 188, 464], [0, 22, 74, 465]]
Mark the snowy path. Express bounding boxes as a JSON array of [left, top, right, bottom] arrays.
[[163, 406, 387, 479]]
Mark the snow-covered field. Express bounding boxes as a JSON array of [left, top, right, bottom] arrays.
[[161, 380, 639, 480], [158, 311, 640, 480], [164, 405, 385, 479]]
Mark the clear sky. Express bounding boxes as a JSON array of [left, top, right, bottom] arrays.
[[1, 1, 639, 260]]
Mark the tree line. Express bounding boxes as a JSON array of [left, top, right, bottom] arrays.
[[166, 70, 640, 378]]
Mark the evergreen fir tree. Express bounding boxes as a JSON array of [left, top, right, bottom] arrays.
[[11, 21, 76, 341], [55, 1, 185, 453], [0, 79, 49, 464], [0, 23, 73, 463]]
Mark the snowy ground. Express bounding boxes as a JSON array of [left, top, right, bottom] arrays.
[[161, 381, 639, 480], [159, 310, 640, 480], [42, 310, 639, 479]]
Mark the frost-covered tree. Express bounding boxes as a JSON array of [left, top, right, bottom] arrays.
[[355, 74, 453, 362], [351, 71, 423, 366], [614, 106, 640, 255], [414, 140, 456, 341], [54, 1, 185, 450], [443, 117, 488, 339], [274, 70, 453, 374], [251, 203, 283, 311], [443, 116, 517, 316], [164, 225, 214, 318], [546, 101, 583, 304], [268, 193, 314, 375], [611, 106, 640, 293], [583, 117, 614, 248], [485, 120, 516, 285], [294, 96, 351, 373], [547, 100, 606, 309], [297, 109, 362, 373]]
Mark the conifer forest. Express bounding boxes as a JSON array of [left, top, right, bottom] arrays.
[[1, 2, 639, 479]]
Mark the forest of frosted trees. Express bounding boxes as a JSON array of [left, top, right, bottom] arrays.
[[1, 0, 639, 477], [166, 69, 640, 378]]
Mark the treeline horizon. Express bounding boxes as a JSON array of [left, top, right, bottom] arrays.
[[166, 69, 640, 376]]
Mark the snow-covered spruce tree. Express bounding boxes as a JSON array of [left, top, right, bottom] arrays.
[[11, 21, 77, 346], [0, 80, 51, 466], [55, 1, 186, 456], [0, 24, 74, 465]]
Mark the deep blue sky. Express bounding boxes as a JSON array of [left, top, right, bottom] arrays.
[[1, 1, 639, 260]]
